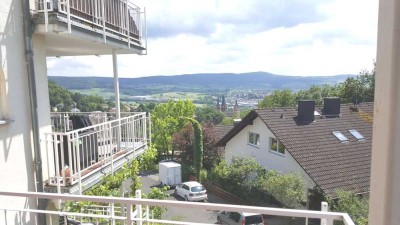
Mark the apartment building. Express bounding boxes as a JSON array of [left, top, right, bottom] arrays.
[[0, 0, 148, 224], [0, 0, 399, 224]]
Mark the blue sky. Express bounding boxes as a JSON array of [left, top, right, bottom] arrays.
[[47, 0, 379, 78]]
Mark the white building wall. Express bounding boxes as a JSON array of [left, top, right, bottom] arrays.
[[33, 33, 54, 180], [224, 117, 316, 190], [0, 1, 52, 224]]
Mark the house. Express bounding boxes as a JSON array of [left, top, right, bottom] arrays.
[[217, 98, 373, 198], [0, 0, 148, 224]]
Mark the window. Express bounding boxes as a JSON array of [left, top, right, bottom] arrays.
[[349, 129, 365, 141], [332, 131, 348, 142], [270, 137, 285, 154], [248, 132, 260, 147], [228, 212, 241, 223]]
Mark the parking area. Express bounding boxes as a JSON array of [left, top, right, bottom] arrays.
[[139, 172, 313, 225], [140, 172, 231, 224]]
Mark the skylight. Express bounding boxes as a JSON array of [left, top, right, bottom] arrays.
[[332, 131, 348, 142], [349, 129, 365, 141]]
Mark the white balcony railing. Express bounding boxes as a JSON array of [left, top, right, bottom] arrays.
[[0, 191, 355, 225], [34, 0, 145, 47], [50, 112, 138, 132], [44, 112, 149, 194]]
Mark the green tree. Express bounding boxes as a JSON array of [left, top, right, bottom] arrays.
[[182, 118, 203, 177], [210, 158, 266, 201], [220, 117, 234, 125], [142, 186, 170, 219], [48, 81, 74, 111], [195, 106, 225, 124], [339, 64, 375, 104], [258, 89, 296, 108], [172, 123, 222, 172], [137, 145, 158, 172], [49, 81, 107, 112], [240, 108, 252, 119], [151, 100, 195, 158], [329, 190, 369, 225], [296, 84, 340, 105], [137, 102, 157, 113], [260, 170, 305, 208]]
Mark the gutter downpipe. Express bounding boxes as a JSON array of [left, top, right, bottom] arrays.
[[21, 1, 47, 225]]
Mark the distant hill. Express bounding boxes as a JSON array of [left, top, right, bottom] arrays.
[[49, 72, 354, 96]]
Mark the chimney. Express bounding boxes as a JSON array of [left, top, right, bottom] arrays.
[[323, 97, 341, 115], [297, 100, 315, 122]]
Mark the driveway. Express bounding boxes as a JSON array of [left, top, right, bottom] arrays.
[[139, 172, 232, 224], [139, 172, 311, 225]]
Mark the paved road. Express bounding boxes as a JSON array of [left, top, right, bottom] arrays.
[[140, 172, 231, 224]]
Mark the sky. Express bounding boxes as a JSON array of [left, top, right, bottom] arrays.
[[47, 0, 379, 78]]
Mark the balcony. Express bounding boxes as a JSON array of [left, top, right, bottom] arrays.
[[32, 0, 146, 56], [44, 112, 150, 194], [0, 191, 355, 225]]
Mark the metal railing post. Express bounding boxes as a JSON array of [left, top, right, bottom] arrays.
[[66, 0, 72, 33], [45, 134, 51, 188], [135, 190, 142, 225], [127, 203, 133, 225], [144, 7, 147, 51], [148, 113, 151, 147], [321, 202, 328, 225], [145, 205, 149, 225], [111, 203, 115, 225], [91, 0, 96, 23], [109, 122, 114, 174], [125, 0, 130, 49], [75, 132, 82, 195], [53, 134, 61, 194], [101, 0, 106, 43], [142, 115, 145, 144], [44, 0, 48, 32]]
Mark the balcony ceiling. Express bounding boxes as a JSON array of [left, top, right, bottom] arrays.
[[34, 23, 145, 57]]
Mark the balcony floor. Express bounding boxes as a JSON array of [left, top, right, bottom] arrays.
[[45, 142, 146, 194], [33, 13, 145, 56]]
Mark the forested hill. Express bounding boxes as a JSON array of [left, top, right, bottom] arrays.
[[49, 72, 353, 95]]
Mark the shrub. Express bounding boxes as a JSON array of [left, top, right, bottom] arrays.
[[328, 190, 369, 225], [260, 170, 305, 208], [138, 145, 158, 172]]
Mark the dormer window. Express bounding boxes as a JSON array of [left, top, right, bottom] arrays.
[[349, 129, 365, 141], [332, 131, 348, 142]]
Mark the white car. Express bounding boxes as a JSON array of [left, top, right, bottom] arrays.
[[174, 181, 208, 201], [217, 211, 265, 225]]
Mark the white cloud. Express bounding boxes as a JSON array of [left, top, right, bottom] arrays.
[[48, 0, 379, 78]]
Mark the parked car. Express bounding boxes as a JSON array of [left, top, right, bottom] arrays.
[[217, 211, 265, 225], [174, 181, 208, 201]]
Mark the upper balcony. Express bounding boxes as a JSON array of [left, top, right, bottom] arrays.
[[32, 0, 146, 56], [44, 112, 150, 194]]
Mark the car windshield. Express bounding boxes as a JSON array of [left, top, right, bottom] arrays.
[[190, 186, 205, 192], [245, 215, 263, 224]]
